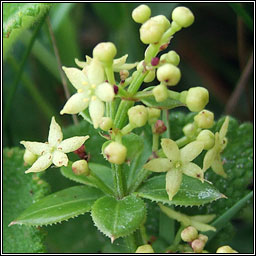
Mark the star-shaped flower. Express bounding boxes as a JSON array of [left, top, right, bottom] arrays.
[[203, 116, 229, 178], [60, 59, 114, 128], [144, 138, 204, 200], [20, 117, 89, 174]]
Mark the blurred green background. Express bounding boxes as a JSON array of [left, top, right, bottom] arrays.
[[3, 2, 254, 253]]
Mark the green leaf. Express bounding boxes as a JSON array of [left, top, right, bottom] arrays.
[[3, 3, 52, 57], [91, 194, 146, 240], [136, 174, 224, 207], [3, 148, 49, 253], [12, 186, 103, 226]]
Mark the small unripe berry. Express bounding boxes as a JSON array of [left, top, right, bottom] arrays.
[[166, 50, 180, 66], [147, 107, 161, 124], [24, 149, 37, 165], [194, 110, 214, 128], [128, 105, 148, 127], [183, 123, 197, 138], [104, 142, 127, 165], [132, 4, 151, 24], [157, 63, 181, 86], [144, 70, 156, 83], [95, 82, 115, 102], [181, 226, 198, 242], [198, 234, 208, 244], [153, 84, 168, 102], [191, 238, 205, 253], [140, 18, 165, 44], [196, 130, 215, 150], [72, 160, 90, 176], [186, 87, 209, 112], [172, 7, 195, 28], [216, 245, 238, 253], [135, 244, 154, 253], [151, 15, 171, 31], [93, 42, 117, 63], [100, 117, 113, 131]]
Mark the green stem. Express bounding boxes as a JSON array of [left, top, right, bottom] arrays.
[[162, 109, 170, 139], [165, 225, 184, 253], [168, 90, 181, 101], [140, 224, 148, 245], [152, 132, 159, 152], [124, 233, 137, 253], [176, 136, 191, 148], [4, 13, 47, 126], [112, 164, 126, 199]]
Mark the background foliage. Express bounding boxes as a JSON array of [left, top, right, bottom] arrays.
[[3, 2, 254, 253]]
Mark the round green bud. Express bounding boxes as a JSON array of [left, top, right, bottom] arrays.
[[160, 53, 168, 63], [151, 15, 171, 31], [181, 226, 198, 242], [104, 142, 127, 165], [191, 238, 205, 253], [216, 245, 238, 253], [156, 63, 181, 86], [196, 130, 215, 150], [128, 105, 148, 127], [186, 87, 209, 112], [144, 70, 156, 83], [194, 110, 214, 129], [135, 244, 154, 253], [147, 107, 161, 124], [132, 4, 151, 24], [153, 84, 168, 102], [24, 149, 37, 165], [198, 234, 208, 244], [93, 42, 117, 63], [166, 50, 180, 66], [72, 160, 90, 176], [140, 18, 165, 44], [99, 117, 113, 131], [183, 123, 197, 138], [172, 7, 195, 28]]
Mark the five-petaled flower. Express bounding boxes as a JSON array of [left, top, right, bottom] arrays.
[[144, 138, 204, 200], [203, 116, 229, 178], [20, 117, 89, 173]]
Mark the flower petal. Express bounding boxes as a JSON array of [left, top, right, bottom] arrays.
[[180, 141, 204, 163], [211, 157, 227, 178], [113, 54, 128, 67], [20, 141, 51, 156], [95, 82, 115, 102], [144, 158, 172, 172], [62, 67, 89, 90], [87, 59, 105, 85], [25, 153, 52, 173], [161, 138, 180, 161], [89, 98, 104, 129], [48, 117, 63, 147], [52, 150, 68, 167], [60, 92, 89, 115], [219, 116, 229, 140], [74, 58, 87, 68], [203, 147, 217, 172], [182, 162, 204, 182], [166, 169, 183, 200], [58, 136, 89, 153]]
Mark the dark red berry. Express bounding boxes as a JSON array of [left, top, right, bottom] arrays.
[[151, 57, 160, 66]]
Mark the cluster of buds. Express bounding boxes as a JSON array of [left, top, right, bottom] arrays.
[[216, 245, 238, 253], [181, 226, 208, 253]]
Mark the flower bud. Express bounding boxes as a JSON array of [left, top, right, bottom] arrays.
[[216, 245, 238, 253], [128, 105, 148, 127], [72, 160, 90, 176], [186, 87, 209, 112], [93, 42, 117, 63], [191, 238, 205, 253], [151, 15, 171, 31], [194, 110, 214, 129], [172, 7, 195, 28], [166, 50, 180, 66], [104, 142, 127, 164], [198, 234, 208, 244], [147, 107, 161, 125], [157, 63, 181, 86], [100, 117, 113, 131], [183, 123, 197, 138], [153, 84, 168, 102], [153, 120, 167, 134], [132, 4, 151, 24], [151, 57, 160, 66], [140, 18, 165, 44], [181, 226, 198, 242], [135, 244, 154, 253], [196, 130, 215, 150], [24, 149, 37, 165], [95, 82, 115, 102], [144, 70, 156, 83]]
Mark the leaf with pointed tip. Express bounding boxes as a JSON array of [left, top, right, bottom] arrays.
[[91, 194, 146, 240], [12, 186, 103, 226], [136, 174, 224, 206]]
